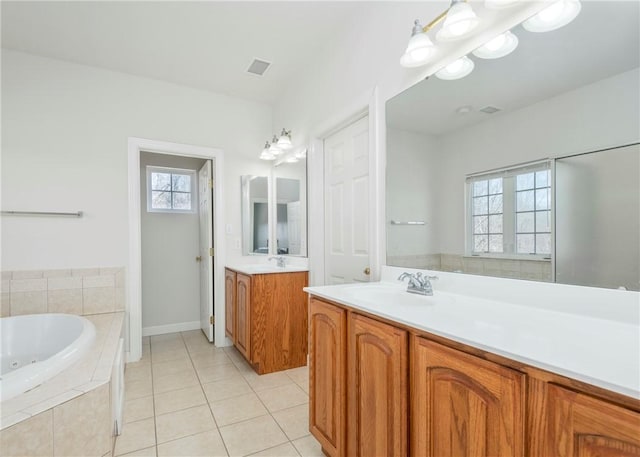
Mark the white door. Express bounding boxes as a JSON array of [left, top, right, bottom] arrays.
[[287, 201, 301, 255], [324, 116, 371, 285], [198, 161, 214, 341]]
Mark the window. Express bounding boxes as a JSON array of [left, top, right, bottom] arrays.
[[147, 166, 196, 213], [467, 161, 551, 258]]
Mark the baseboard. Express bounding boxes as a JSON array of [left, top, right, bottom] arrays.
[[142, 320, 201, 337]]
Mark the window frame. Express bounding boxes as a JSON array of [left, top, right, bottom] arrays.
[[465, 161, 552, 261], [146, 166, 197, 214]]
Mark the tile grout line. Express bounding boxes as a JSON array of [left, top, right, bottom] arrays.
[[150, 338, 159, 457], [183, 330, 232, 457]]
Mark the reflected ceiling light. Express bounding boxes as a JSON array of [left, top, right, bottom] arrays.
[[484, 0, 520, 9], [400, 20, 435, 68], [285, 156, 299, 163], [472, 31, 519, 59], [295, 149, 307, 159], [436, 1, 480, 42], [259, 142, 276, 161], [523, 0, 581, 33], [276, 128, 292, 150], [435, 56, 475, 80]]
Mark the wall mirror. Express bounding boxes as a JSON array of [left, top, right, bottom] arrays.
[[386, 1, 639, 290], [241, 152, 307, 257], [273, 153, 307, 257], [241, 175, 269, 255]]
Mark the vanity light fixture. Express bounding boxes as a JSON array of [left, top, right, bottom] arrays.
[[436, 0, 480, 42], [472, 30, 519, 59], [259, 142, 276, 161], [276, 128, 292, 150], [435, 56, 475, 80], [259, 129, 293, 160], [400, 20, 436, 67], [523, 0, 582, 33]]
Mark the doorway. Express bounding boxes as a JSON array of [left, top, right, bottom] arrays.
[[139, 152, 214, 340], [127, 138, 225, 363]]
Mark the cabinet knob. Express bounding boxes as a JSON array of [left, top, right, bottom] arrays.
[[364, 267, 371, 275], [195, 256, 202, 262]]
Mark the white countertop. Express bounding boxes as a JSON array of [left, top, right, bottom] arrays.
[[305, 267, 640, 400], [0, 312, 124, 430], [226, 264, 309, 275]]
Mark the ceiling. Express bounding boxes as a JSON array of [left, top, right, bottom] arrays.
[[386, 1, 640, 137], [1, 1, 367, 104]]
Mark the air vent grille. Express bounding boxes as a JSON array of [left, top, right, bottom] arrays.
[[480, 106, 501, 114], [247, 59, 271, 76]]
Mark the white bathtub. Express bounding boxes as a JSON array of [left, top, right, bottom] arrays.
[[0, 313, 96, 401]]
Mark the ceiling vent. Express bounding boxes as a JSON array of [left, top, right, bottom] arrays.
[[480, 106, 501, 114], [247, 59, 271, 76]]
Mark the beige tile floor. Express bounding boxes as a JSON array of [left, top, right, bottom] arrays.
[[116, 331, 323, 457]]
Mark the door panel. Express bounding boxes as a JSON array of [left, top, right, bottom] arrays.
[[324, 116, 370, 285], [235, 273, 251, 360], [198, 161, 214, 341], [547, 384, 640, 457], [224, 269, 236, 341], [411, 337, 525, 457], [348, 313, 407, 457], [309, 298, 346, 457]]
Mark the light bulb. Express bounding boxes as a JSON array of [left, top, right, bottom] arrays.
[[435, 56, 475, 80], [269, 136, 282, 155], [472, 31, 519, 59], [259, 143, 276, 161], [523, 0, 581, 33], [436, 2, 480, 42], [276, 129, 292, 149]]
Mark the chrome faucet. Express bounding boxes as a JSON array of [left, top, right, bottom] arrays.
[[398, 272, 438, 296], [268, 256, 287, 268]]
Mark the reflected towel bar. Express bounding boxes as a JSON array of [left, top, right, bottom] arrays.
[[390, 220, 425, 225], [1, 210, 83, 217]]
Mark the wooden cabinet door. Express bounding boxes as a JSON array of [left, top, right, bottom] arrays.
[[235, 273, 251, 361], [224, 269, 236, 341], [309, 298, 346, 457], [348, 313, 408, 457], [547, 384, 640, 457], [411, 337, 525, 457]]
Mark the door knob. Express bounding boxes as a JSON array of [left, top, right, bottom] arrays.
[[195, 256, 202, 262], [364, 267, 371, 275]]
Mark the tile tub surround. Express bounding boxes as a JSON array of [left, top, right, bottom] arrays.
[[0, 312, 125, 431], [0, 267, 126, 317], [115, 330, 323, 456]]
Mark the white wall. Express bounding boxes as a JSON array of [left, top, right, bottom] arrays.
[[436, 68, 640, 255], [386, 127, 441, 256], [139, 152, 205, 329], [1, 50, 273, 271]]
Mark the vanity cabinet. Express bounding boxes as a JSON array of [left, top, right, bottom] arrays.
[[307, 295, 640, 457], [546, 384, 640, 456], [225, 267, 308, 374], [411, 337, 524, 457]]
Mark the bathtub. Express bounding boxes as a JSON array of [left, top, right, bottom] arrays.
[[0, 313, 96, 401]]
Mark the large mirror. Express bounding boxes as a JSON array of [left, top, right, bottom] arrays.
[[241, 175, 269, 255], [386, 1, 639, 290], [274, 154, 307, 257]]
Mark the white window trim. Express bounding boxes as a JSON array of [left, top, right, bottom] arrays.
[[146, 166, 197, 213], [465, 160, 552, 260]]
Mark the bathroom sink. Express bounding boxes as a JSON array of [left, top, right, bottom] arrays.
[[231, 264, 308, 274], [339, 283, 455, 307]]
